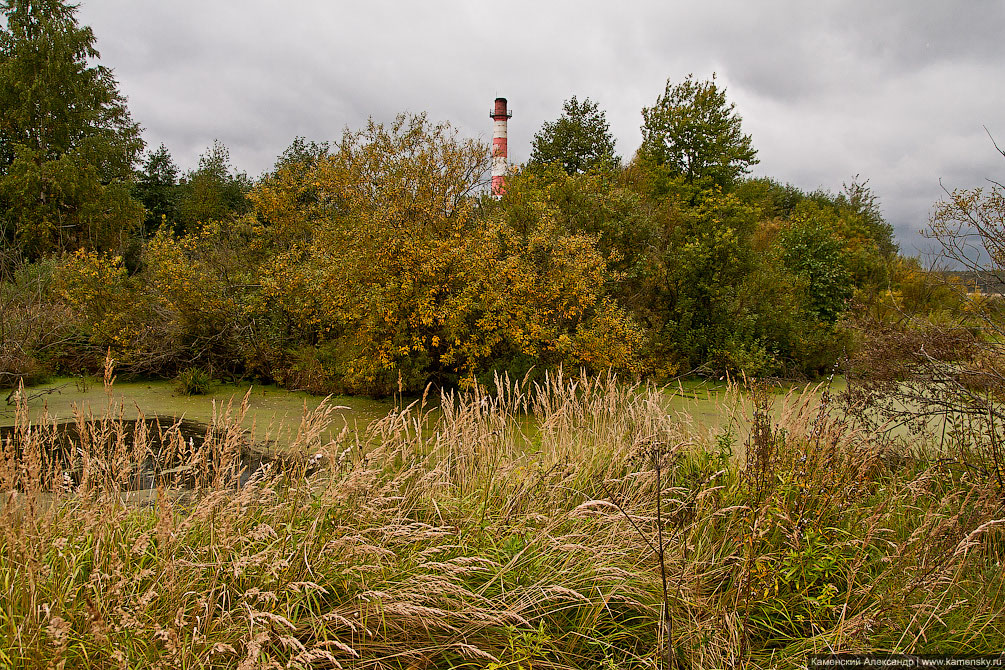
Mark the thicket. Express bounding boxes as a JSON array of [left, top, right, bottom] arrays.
[[3, 142, 898, 394], [1, 116, 901, 395]]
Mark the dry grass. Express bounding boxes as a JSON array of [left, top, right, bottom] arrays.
[[0, 369, 1003, 669]]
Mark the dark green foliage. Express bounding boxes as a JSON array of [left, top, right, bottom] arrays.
[[0, 1, 910, 390], [133, 144, 180, 237], [779, 218, 854, 324], [254, 136, 332, 251], [0, 31, 901, 393], [733, 177, 806, 220], [175, 367, 212, 395], [840, 175, 897, 259], [175, 140, 251, 233], [639, 73, 758, 191], [0, 0, 144, 258], [491, 158, 884, 378], [528, 96, 619, 175], [737, 175, 895, 296], [642, 188, 768, 374], [273, 136, 331, 173]]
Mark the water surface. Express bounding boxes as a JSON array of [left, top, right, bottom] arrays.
[[1, 375, 845, 449], [0, 377, 393, 449]]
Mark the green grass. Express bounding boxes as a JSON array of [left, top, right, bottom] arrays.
[[0, 370, 1002, 668]]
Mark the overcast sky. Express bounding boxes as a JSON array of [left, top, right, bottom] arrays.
[[75, 1, 1005, 258]]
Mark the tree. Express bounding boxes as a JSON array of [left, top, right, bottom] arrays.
[[273, 136, 330, 173], [639, 189, 763, 373], [528, 96, 619, 175], [839, 175, 897, 259], [778, 217, 853, 324], [249, 138, 332, 254], [251, 114, 642, 394], [133, 144, 180, 236], [255, 113, 492, 394], [639, 73, 757, 190], [175, 140, 250, 233], [0, 0, 144, 258]]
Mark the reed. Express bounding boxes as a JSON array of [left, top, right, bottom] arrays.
[[0, 370, 1002, 668]]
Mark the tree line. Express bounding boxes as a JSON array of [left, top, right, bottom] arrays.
[[1, 0, 911, 396]]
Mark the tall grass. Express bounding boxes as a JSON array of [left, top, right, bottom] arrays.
[[1, 370, 1003, 668]]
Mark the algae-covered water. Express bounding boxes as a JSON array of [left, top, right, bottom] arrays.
[[0, 377, 394, 449], [1, 374, 846, 451], [654, 375, 847, 441]]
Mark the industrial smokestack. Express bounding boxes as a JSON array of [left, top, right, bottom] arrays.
[[490, 97, 512, 196]]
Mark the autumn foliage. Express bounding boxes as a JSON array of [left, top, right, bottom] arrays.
[[251, 115, 644, 394], [4, 105, 904, 395]]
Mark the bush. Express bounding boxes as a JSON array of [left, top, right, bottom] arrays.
[[0, 257, 77, 386], [175, 367, 212, 395]]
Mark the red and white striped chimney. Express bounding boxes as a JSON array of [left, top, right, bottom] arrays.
[[490, 97, 512, 196]]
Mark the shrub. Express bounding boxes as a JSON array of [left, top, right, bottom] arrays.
[[175, 367, 212, 395], [1, 257, 78, 385]]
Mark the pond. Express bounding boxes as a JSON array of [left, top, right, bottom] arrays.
[[0, 377, 394, 451], [0, 416, 276, 491], [1, 374, 847, 454]]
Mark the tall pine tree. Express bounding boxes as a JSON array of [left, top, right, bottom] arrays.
[[0, 0, 144, 259], [134, 143, 179, 236]]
